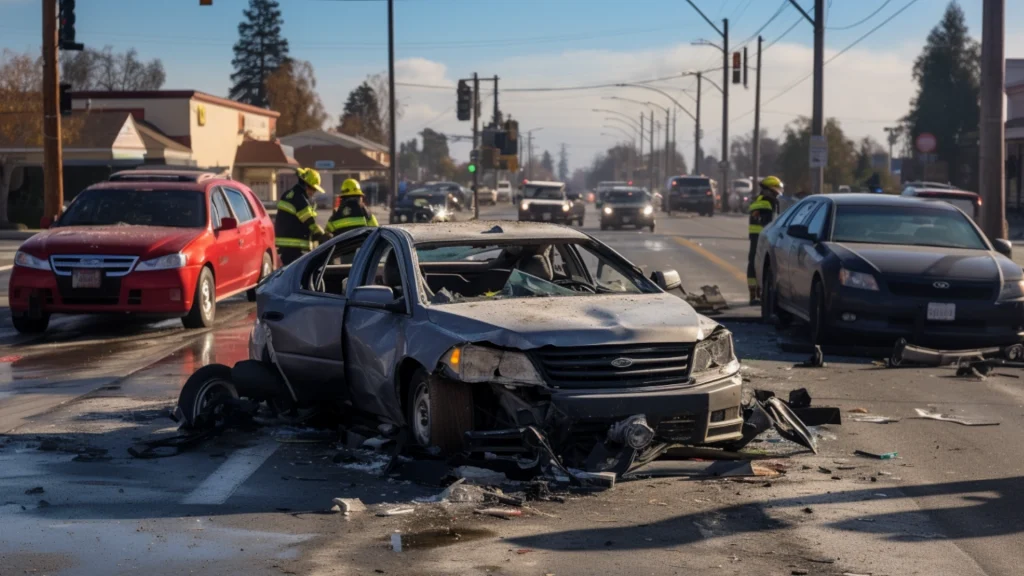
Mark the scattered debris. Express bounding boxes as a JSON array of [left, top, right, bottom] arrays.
[[802, 507, 814, 514], [854, 450, 898, 460], [817, 466, 832, 474], [913, 408, 999, 427], [454, 466, 507, 486], [391, 532, 403, 552], [851, 416, 900, 424], [625, 460, 755, 479], [24, 486, 44, 495], [474, 507, 522, 519], [792, 569, 809, 575], [683, 285, 729, 312], [849, 407, 869, 414], [332, 498, 366, 515], [797, 345, 826, 368], [377, 508, 415, 517], [484, 491, 525, 507]]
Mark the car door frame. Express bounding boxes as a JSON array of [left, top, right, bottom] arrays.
[[264, 228, 377, 400], [221, 185, 263, 287], [787, 200, 832, 315], [206, 186, 245, 296], [773, 199, 819, 306]]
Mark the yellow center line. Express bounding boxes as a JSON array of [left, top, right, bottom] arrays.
[[671, 236, 748, 285]]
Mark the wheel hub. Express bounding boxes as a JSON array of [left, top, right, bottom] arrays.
[[412, 385, 431, 447], [201, 280, 212, 314]]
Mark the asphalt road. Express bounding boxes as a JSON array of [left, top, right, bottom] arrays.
[[1, 203, 1022, 575]]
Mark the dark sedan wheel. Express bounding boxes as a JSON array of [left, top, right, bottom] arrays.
[[808, 280, 828, 344], [406, 368, 473, 455], [760, 265, 792, 328]]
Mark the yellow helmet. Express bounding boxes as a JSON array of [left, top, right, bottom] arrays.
[[340, 178, 363, 197], [297, 167, 325, 194], [760, 175, 784, 195]]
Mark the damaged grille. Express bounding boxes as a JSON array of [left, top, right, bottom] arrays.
[[533, 343, 693, 389]]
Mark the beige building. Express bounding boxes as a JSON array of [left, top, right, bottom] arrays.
[[279, 129, 390, 168]]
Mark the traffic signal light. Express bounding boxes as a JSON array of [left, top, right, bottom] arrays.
[[468, 163, 476, 174], [59, 83, 72, 116], [456, 80, 472, 121], [58, 0, 84, 51], [732, 51, 741, 85], [501, 120, 518, 156], [200, 0, 213, 4]]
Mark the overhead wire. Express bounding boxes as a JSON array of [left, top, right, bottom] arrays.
[[827, 0, 894, 30]]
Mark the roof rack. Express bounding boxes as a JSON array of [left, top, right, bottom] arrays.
[[108, 167, 228, 183]]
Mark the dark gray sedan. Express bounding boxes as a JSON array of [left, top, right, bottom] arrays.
[[755, 194, 1023, 346], [249, 221, 743, 467]]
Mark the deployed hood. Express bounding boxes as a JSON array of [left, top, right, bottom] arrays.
[[831, 243, 1017, 281], [426, 293, 703, 350], [22, 226, 202, 258]]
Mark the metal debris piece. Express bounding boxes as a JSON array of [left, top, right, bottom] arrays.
[[332, 498, 366, 515], [474, 507, 522, 519], [682, 285, 729, 312], [854, 450, 898, 460], [851, 416, 900, 424], [798, 346, 825, 368], [849, 407, 869, 414], [913, 408, 999, 427], [889, 338, 997, 368], [377, 508, 415, 517]]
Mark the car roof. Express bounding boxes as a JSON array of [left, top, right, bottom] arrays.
[[823, 193, 961, 210], [390, 220, 590, 243], [523, 180, 564, 187], [85, 180, 218, 192], [608, 186, 645, 192], [906, 187, 978, 197]]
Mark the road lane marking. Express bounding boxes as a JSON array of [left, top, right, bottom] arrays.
[[671, 236, 748, 285], [0, 264, 12, 272], [181, 439, 278, 505]]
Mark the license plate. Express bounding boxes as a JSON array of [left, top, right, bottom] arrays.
[[622, 216, 633, 224], [927, 302, 955, 321], [542, 213, 552, 221], [72, 268, 102, 289]]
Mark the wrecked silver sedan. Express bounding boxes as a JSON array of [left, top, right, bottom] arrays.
[[182, 222, 744, 472]]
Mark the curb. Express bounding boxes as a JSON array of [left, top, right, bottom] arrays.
[[0, 230, 38, 241]]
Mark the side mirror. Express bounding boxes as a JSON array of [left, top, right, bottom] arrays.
[[651, 269, 682, 292], [219, 217, 238, 231], [350, 285, 402, 312], [993, 238, 1013, 257], [787, 224, 816, 242]]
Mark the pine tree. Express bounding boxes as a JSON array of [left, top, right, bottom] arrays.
[[337, 82, 384, 144], [229, 0, 290, 107], [541, 150, 554, 175], [557, 144, 569, 182]]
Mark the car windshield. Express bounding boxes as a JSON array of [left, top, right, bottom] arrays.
[[831, 205, 987, 250], [401, 190, 447, 206], [672, 178, 711, 191], [607, 190, 647, 203], [58, 189, 206, 228], [523, 185, 564, 200], [416, 241, 648, 304]]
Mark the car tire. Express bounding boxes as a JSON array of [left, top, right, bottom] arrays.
[[183, 267, 216, 329], [761, 265, 779, 324], [809, 279, 829, 344], [12, 313, 50, 334], [406, 368, 473, 455], [176, 364, 238, 430], [247, 252, 273, 302]]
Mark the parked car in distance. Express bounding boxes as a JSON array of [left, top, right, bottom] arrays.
[[240, 221, 743, 464], [729, 178, 753, 213], [518, 180, 585, 225], [426, 181, 471, 211], [390, 188, 455, 224], [595, 180, 629, 208], [837, 185, 852, 194], [600, 187, 656, 232], [755, 194, 1021, 347], [666, 176, 717, 217], [477, 186, 498, 206], [496, 180, 513, 203], [9, 169, 277, 333], [901, 186, 981, 221]]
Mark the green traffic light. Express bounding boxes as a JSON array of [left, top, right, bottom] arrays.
[[468, 164, 476, 173]]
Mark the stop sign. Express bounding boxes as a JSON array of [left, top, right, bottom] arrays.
[[916, 132, 937, 154]]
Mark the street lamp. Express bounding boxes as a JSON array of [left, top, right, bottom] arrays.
[[592, 108, 643, 133]]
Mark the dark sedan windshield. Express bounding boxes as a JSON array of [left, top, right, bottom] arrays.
[[401, 191, 447, 206], [606, 189, 648, 203], [59, 189, 206, 228], [523, 186, 564, 200], [832, 205, 987, 250]]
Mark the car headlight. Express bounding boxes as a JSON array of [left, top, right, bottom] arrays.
[[520, 201, 530, 211], [603, 206, 613, 215], [998, 279, 1024, 301], [838, 268, 879, 291], [14, 251, 51, 271], [562, 203, 571, 212], [690, 329, 739, 384], [441, 344, 545, 386], [136, 253, 188, 271], [643, 205, 654, 216]]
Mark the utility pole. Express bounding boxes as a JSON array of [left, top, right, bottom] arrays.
[[695, 72, 702, 174], [753, 35, 763, 186], [42, 0, 63, 222], [671, 108, 677, 177], [664, 107, 670, 189], [785, 0, 823, 194], [387, 0, 398, 213], [527, 132, 534, 180], [472, 73, 480, 219], [980, 0, 1006, 238], [722, 18, 729, 201], [639, 113, 645, 179], [649, 110, 654, 192]]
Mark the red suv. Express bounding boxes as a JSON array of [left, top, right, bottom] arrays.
[[9, 169, 277, 333]]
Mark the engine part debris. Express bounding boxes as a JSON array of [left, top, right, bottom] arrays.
[[913, 408, 999, 427], [854, 450, 898, 460], [607, 415, 655, 450], [683, 285, 729, 312], [24, 486, 44, 495]]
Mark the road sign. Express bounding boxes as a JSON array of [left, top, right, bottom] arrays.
[[809, 135, 828, 169], [314, 160, 335, 170], [916, 132, 937, 154]]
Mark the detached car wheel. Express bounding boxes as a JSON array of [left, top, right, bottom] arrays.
[[176, 364, 239, 430], [183, 267, 216, 329], [406, 368, 473, 455], [247, 252, 273, 302], [12, 313, 50, 334]]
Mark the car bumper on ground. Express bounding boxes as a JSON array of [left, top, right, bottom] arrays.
[[550, 371, 744, 445], [827, 287, 1024, 346], [9, 265, 200, 317]]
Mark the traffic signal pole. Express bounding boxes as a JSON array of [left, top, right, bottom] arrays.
[[472, 72, 480, 220], [387, 0, 397, 213], [980, 0, 1006, 238], [753, 35, 763, 187], [695, 73, 701, 174], [43, 0, 64, 223], [649, 110, 654, 193]]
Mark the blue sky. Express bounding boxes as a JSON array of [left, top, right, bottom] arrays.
[[3, 0, 1023, 171]]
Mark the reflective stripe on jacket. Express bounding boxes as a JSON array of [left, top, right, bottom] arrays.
[[274, 184, 324, 251], [748, 194, 776, 235], [326, 197, 379, 234]]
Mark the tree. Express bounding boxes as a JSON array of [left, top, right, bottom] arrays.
[[730, 131, 781, 179], [265, 59, 327, 136], [61, 47, 165, 91], [904, 1, 980, 188], [541, 150, 554, 175], [337, 82, 384, 144], [366, 72, 401, 145], [419, 129, 450, 178], [398, 138, 420, 180], [776, 116, 856, 193], [230, 0, 290, 107], [557, 144, 569, 182]]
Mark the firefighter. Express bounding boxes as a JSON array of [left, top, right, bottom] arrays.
[[747, 175, 783, 305], [326, 178, 379, 237], [275, 167, 326, 266]]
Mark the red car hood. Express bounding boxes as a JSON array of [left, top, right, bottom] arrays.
[[22, 226, 203, 258]]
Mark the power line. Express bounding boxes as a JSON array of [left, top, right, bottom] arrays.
[[395, 67, 724, 94], [734, 0, 789, 50], [827, 0, 894, 31], [764, 16, 804, 51]]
